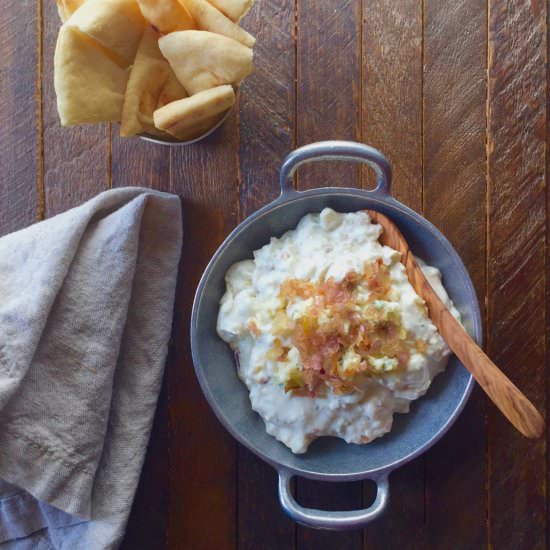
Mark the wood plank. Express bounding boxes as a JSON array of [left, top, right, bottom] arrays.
[[423, 1, 488, 548], [295, 2, 362, 548], [238, 1, 295, 214], [0, 0, 40, 234], [42, 3, 108, 217], [548, 2, 550, 542], [487, 1, 547, 548], [120, 375, 170, 550], [110, 131, 172, 549], [111, 133, 171, 193], [362, 0, 423, 207], [236, 2, 297, 548], [361, 2, 424, 548], [238, 447, 295, 550], [169, 114, 239, 550], [296, 0, 361, 192]]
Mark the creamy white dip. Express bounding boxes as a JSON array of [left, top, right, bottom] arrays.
[[217, 209, 458, 453]]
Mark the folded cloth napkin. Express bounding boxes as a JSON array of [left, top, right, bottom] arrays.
[[0, 188, 182, 549]]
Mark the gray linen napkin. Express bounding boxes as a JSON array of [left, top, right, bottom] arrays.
[[0, 188, 182, 549]]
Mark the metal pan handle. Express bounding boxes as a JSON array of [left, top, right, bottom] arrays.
[[278, 469, 390, 530], [279, 141, 392, 197]]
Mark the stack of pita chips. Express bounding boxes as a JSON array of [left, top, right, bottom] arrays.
[[54, 0, 254, 141]]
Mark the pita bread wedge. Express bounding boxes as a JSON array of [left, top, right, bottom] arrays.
[[153, 84, 234, 140], [56, 0, 86, 21], [55, 25, 128, 125], [121, 26, 187, 136], [66, 0, 145, 67], [159, 30, 253, 95], [137, 0, 195, 33], [181, 0, 255, 47], [157, 111, 223, 141], [138, 68, 188, 138], [157, 70, 188, 109], [206, 0, 252, 22]]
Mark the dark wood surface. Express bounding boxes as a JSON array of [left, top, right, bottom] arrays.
[[0, 1, 548, 548]]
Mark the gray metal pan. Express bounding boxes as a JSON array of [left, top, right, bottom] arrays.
[[191, 141, 482, 530]]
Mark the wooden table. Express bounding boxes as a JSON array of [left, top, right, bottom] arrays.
[[1, 1, 548, 548]]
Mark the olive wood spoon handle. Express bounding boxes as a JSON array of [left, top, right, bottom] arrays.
[[367, 210, 545, 439]]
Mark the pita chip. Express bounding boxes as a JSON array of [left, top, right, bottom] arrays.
[[66, 0, 145, 67], [181, 0, 255, 47], [55, 0, 87, 21], [54, 25, 128, 125], [206, 0, 252, 22], [154, 85, 234, 140], [137, 0, 195, 33], [159, 30, 253, 95], [157, 70, 188, 110], [121, 27, 186, 136]]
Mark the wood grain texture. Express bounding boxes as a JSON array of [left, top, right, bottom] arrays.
[[238, 447, 295, 550], [296, 0, 361, 192], [487, 1, 547, 548], [238, 0, 295, 212], [422, 1, 489, 548], [362, 0, 422, 206], [111, 133, 172, 193], [42, 2, 108, 216], [295, 2, 362, 548], [237, 2, 297, 549], [120, 376, 170, 550], [547, 1, 550, 543], [0, 0, 39, 235], [111, 132, 172, 549], [361, 3, 424, 548], [169, 115, 239, 550]]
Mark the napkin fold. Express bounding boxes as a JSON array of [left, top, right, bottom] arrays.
[[0, 188, 182, 549]]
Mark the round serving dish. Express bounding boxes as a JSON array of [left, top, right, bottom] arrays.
[[191, 141, 482, 530]]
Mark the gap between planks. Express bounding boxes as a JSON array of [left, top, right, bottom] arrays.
[[36, 0, 44, 221]]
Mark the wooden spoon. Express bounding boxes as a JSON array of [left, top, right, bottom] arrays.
[[367, 210, 545, 439]]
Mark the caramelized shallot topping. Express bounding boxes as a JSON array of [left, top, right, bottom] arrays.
[[262, 260, 428, 396]]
